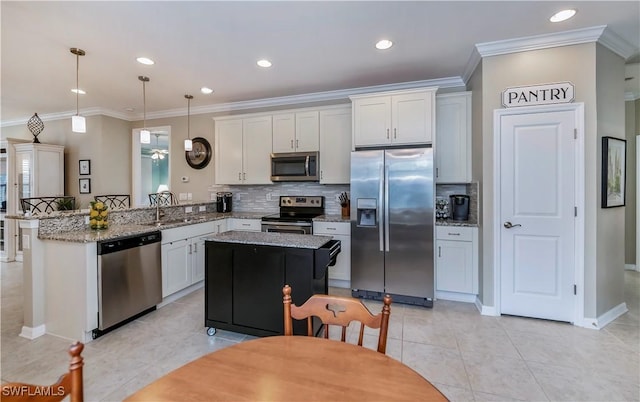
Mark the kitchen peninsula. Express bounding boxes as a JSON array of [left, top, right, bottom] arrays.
[[204, 231, 340, 337]]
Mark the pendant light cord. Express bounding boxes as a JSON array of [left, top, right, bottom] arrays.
[[187, 96, 191, 140], [143, 80, 147, 129], [75, 52, 79, 116]]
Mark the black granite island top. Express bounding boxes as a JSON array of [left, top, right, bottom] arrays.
[[204, 230, 332, 249]]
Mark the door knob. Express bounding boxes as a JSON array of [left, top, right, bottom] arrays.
[[504, 221, 522, 229]]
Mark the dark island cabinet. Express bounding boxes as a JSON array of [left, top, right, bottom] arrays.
[[205, 241, 328, 337]]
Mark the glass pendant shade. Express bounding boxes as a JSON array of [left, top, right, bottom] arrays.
[[184, 139, 193, 151], [72, 115, 86, 133], [140, 129, 151, 144]]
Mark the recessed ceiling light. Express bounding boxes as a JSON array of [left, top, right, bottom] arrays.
[[375, 39, 393, 50], [71, 88, 86, 95], [549, 9, 576, 23], [257, 59, 272, 68], [201, 87, 214, 94], [136, 57, 155, 65]]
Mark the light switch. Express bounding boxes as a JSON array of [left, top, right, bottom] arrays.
[[179, 193, 188, 201], [187, 193, 193, 200]]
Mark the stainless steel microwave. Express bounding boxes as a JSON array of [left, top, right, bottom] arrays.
[[270, 151, 319, 182]]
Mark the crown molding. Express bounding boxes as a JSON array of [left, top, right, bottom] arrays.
[[2, 77, 466, 127], [1, 107, 131, 128], [462, 48, 482, 84], [475, 25, 638, 61], [476, 25, 608, 58], [146, 77, 466, 120]]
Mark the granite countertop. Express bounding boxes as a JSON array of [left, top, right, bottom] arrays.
[[37, 212, 263, 243], [204, 230, 332, 249], [436, 219, 478, 227]]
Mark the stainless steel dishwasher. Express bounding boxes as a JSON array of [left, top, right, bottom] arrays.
[[96, 231, 162, 336]]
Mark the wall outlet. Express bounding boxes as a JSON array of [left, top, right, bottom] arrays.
[[266, 192, 272, 201], [185, 206, 193, 213], [187, 193, 193, 200], [179, 193, 188, 201], [199, 205, 206, 212]]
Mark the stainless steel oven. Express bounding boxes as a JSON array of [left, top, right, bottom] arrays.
[[261, 196, 324, 234]]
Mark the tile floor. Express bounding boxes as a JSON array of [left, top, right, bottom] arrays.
[[1, 260, 639, 401]]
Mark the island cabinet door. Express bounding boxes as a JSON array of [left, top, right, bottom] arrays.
[[233, 245, 285, 333], [205, 243, 233, 324]]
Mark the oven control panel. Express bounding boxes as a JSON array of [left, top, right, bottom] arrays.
[[279, 196, 324, 208]]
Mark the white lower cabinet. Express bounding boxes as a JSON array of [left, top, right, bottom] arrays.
[[162, 221, 225, 298], [313, 221, 351, 287], [435, 226, 478, 302], [228, 218, 262, 232]]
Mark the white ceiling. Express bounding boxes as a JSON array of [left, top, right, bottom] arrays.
[[1, 1, 639, 126]]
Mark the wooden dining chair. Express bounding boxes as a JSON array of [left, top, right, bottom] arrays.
[[282, 284, 392, 354], [1, 341, 84, 402]]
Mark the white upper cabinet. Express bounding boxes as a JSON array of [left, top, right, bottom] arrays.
[[350, 88, 436, 147], [215, 116, 272, 185], [319, 107, 351, 184], [272, 111, 319, 153], [435, 92, 472, 183]]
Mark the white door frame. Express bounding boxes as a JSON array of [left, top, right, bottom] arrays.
[[493, 103, 585, 326], [637, 135, 639, 271]]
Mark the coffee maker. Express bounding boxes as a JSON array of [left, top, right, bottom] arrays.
[[449, 194, 470, 221], [216, 192, 233, 213]]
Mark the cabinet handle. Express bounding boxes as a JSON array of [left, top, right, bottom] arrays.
[[193, 243, 197, 253], [242, 223, 250, 227], [326, 227, 336, 231], [386, 128, 390, 139], [290, 139, 294, 149], [238, 172, 241, 180], [438, 246, 441, 258], [448, 232, 461, 236], [189, 244, 192, 254], [436, 168, 439, 178], [243, 173, 246, 180], [296, 139, 299, 148], [394, 128, 397, 139], [320, 170, 323, 179]]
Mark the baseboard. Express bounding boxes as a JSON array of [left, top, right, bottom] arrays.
[[625, 264, 639, 272], [595, 303, 628, 329], [158, 281, 204, 308], [20, 324, 46, 340], [474, 296, 499, 316], [436, 290, 477, 303]]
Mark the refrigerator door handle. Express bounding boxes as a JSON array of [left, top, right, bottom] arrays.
[[384, 165, 390, 252], [379, 165, 384, 252]]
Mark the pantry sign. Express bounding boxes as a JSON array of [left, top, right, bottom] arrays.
[[502, 82, 574, 108]]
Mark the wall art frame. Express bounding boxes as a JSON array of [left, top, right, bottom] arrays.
[[79, 178, 91, 194], [79, 159, 91, 175], [601, 136, 626, 208]]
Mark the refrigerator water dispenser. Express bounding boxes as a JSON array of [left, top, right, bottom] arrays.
[[356, 198, 377, 227]]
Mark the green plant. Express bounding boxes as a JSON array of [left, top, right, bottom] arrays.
[[56, 197, 74, 211]]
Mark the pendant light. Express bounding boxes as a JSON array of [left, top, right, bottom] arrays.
[[70, 48, 86, 133], [184, 94, 193, 151], [139, 76, 151, 144]]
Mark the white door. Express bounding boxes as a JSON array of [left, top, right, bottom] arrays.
[[499, 109, 577, 322]]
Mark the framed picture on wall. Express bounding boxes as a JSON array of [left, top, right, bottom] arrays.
[[79, 159, 91, 175], [601, 136, 626, 208], [79, 178, 91, 194]]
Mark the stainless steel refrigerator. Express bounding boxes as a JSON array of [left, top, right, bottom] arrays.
[[350, 147, 434, 307]]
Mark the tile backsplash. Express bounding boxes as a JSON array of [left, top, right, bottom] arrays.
[[209, 183, 350, 215]]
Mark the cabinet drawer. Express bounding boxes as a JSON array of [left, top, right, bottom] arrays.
[[230, 218, 262, 232], [436, 226, 473, 241], [313, 221, 350, 236]]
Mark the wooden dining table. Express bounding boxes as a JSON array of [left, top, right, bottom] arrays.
[[125, 335, 448, 401]]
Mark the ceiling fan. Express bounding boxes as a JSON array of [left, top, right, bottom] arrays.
[[150, 133, 169, 160]]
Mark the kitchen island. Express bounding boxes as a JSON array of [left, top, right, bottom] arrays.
[[204, 231, 340, 337]]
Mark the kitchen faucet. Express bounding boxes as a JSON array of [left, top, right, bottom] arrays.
[[155, 194, 165, 223]]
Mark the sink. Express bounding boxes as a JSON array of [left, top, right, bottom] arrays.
[[141, 218, 208, 227]]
